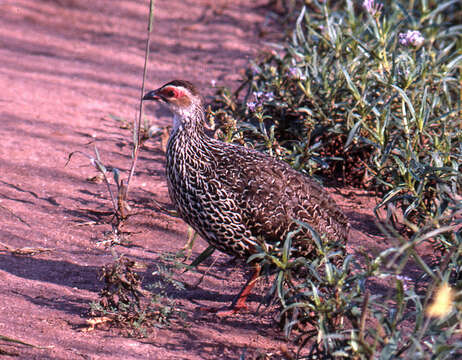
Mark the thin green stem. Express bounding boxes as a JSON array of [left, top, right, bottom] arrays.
[[126, 0, 155, 197]]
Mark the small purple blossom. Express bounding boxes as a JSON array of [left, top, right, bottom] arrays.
[[288, 67, 299, 78], [396, 275, 412, 282], [264, 92, 274, 102], [399, 30, 424, 47], [395, 275, 413, 291], [254, 91, 274, 102], [379, 274, 414, 291], [254, 91, 264, 100], [251, 65, 260, 75], [248, 91, 275, 112], [247, 101, 257, 112], [362, 0, 383, 16]]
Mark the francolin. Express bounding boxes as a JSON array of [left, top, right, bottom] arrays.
[[143, 80, 349, 315]]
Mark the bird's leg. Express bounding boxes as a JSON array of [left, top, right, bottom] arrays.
[[182, 226, 197, 259], [201, 263, 261, 317], [228, 263, 261, 311]]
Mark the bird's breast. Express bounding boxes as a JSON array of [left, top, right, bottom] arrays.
[[166, 132, 212, 212]]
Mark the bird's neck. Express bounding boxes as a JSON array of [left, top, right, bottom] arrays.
[[171, 104, 207, 139], [167, 104, 213, 178]]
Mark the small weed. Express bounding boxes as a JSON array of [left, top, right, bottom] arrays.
[[67, 0, 188, 336], [89, 255, 185, 337]]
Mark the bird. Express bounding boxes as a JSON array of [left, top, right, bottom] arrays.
[[143, 80, 349, 315]]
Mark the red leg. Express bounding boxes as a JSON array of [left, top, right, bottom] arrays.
[[200, 263, 261, 317]]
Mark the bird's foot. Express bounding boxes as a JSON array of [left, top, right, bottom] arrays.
[[198, 303, 248, 317]]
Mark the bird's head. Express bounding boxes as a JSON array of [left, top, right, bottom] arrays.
[[142, 80, 203, 119]]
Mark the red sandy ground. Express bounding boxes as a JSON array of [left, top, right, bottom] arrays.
[[0, 1, 394, 359]]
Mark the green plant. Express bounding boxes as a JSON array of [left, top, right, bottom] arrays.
[[208, 0, 461, 236], [252, 209, 461, 359], [212, 2, 462, 357], [89, 254, 185, 337], [67, 0, 157, 233]]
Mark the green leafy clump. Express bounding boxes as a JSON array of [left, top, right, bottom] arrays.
[[226, 3, 462, 357], [208, 0, 461, 236], [255, 215, 461, 359]]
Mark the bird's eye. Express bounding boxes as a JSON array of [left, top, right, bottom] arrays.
[[164, 89, 176, 98]]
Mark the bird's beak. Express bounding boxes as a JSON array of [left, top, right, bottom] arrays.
[[142, 89, 163, 101]]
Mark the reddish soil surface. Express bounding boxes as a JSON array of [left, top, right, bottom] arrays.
[[0, 1, 391, 359]]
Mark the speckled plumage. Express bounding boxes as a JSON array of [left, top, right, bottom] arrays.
[[144, 80, 349, 263]]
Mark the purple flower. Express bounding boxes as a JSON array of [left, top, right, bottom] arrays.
[[399, 30, 424, 47], [247, 101, 257, 112], [395, 275, 413, 291], [254, 91, 274, 102], [254, 91, 264, 100], [264, 92, 274, 102], [363, 0, 383, 16], [288, 67, 299, 78], [251, 65, 260, 75], [396, 275, 412, 282]]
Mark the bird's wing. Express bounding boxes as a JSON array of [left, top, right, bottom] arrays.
[[213, 142, 349, 245]]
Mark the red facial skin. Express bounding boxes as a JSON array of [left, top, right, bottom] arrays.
[[160, 86, 185, 100]]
